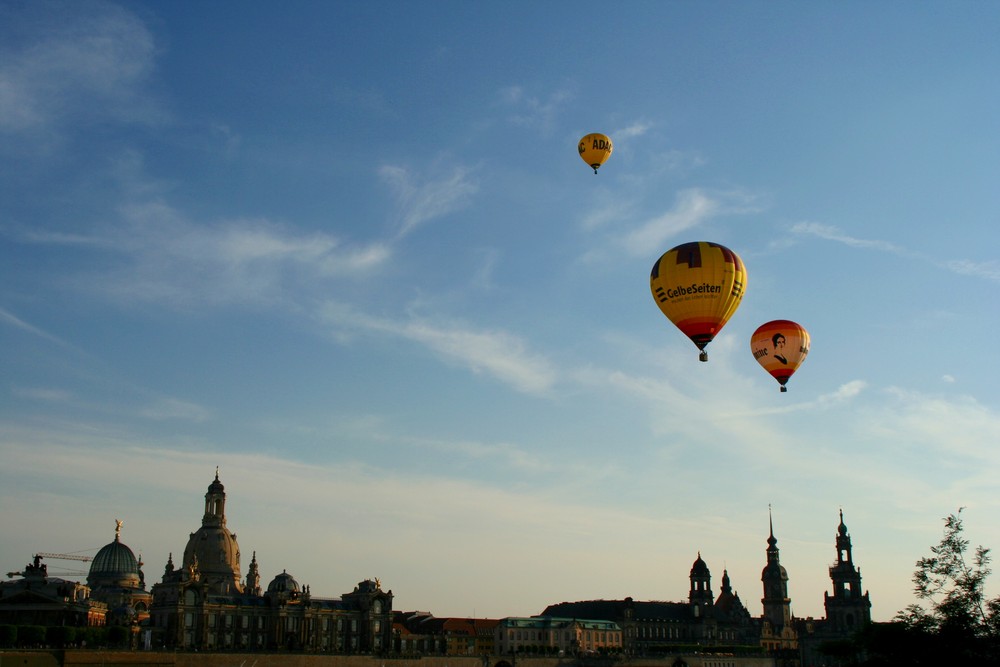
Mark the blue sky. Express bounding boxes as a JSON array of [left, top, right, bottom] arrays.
[[3, 0, 1000, 622]]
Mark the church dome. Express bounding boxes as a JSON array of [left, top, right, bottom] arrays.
[[267, 570, 300, 594], [88, 522, 142, 590], [181, 472, 243, 595]]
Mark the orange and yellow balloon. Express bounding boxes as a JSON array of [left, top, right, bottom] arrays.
[[750, 320, 810, 392], [650, 241, 747, 362], [578, 133, 613, 174]]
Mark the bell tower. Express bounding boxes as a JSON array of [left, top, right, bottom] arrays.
[[688, 553, 713, 615], [203, 467, 227, 528], [824, 510, 871, 632]]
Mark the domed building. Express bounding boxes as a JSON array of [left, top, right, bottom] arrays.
[[267, 570, 300, 596], [87, 520, 152, 625], [150, 471, 393, 652], [180, 470, 243, 595]]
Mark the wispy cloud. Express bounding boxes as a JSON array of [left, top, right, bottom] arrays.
[[614, 121, 652, 139], [0, 1, 162, 135], [379, 164, 479, 238], [319, 301, 556, 395], [0, 306, 72, 347], [11, 386, 73, 402], [792, 222, 1000, 283], [945, 259, 1000, 282], [140, 397, 212, 423], [878, 387, 1000, 462], [500, 85, 574, 130], [621, 188, 760, 256], [790, 222, 906, 254], [13, 199, 390, 308], [388, 433, 558, 476]]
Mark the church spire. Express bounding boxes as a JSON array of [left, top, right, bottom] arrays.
[[245, 551, 261, 596], [761, 508, 792, 630]]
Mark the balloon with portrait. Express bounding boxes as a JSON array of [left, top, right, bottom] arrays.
[[750, 320, 810, 392]]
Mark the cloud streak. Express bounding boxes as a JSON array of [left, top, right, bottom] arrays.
[[11, 199, 391, 308], [792, 222, 1000, 283], [0, 1, 162, 135], [320, 301, 556, 395], [0, 306, 73, 347], [380, 164, 479, 238], [621, 188, 761, 256], [500, 85, 574, 130]]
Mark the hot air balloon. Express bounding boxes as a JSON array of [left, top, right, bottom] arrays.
[[750, 320, 810, 392], [650, 241, 747, 362], [578, 133, 613, 174]]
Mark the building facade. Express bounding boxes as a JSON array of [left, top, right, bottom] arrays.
[[0, 520, 152, 633], [494, 616, 622, 655], [542, 553, 757, 655], [392, 612, 499, 655], [148, 472, 394, 652], [0, 556, 106, 628]]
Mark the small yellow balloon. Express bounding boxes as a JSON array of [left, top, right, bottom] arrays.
[[578, 133, 613, 174]]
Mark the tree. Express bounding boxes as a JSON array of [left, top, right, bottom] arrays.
[[871, 509, 1000, 663], [900, 509, 995, 636], [107, 624, 130, 648], [46, 625, 77, 648], [0, 625, 16, 647]]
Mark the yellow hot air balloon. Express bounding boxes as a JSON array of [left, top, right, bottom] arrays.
[[578, 133, 613, 174], [650, 241, 747, 362], [750, 320, 810, 392]]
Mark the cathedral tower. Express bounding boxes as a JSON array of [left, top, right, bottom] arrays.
[[824, 510, 871, 632], [759, 510, 797, 652], [181, 470, 243, 594], [761, 513, 792, 630]]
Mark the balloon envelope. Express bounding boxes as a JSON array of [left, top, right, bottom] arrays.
[[650, 241, 747, 361], [751, 320, 810, 391], [578, 133, 613, 173]]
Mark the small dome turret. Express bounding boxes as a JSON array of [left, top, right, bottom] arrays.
[[267, 570, 300, 594]]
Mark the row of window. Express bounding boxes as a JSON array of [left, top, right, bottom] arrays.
[[185, 612, 370, 633], [506, 630, 619, 642]]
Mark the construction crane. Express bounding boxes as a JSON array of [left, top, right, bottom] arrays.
[[34, 552, 93, 562], [6, 552, 94, 578]]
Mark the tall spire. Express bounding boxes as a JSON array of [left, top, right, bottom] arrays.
[[761, 508, 792, 630]]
